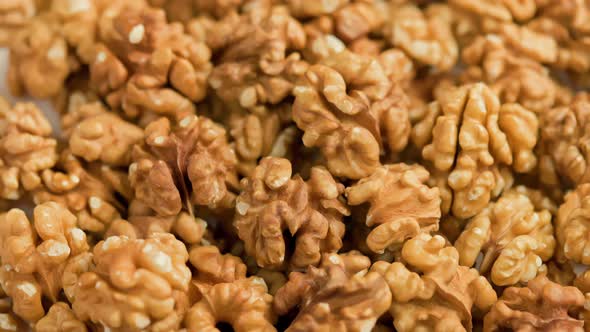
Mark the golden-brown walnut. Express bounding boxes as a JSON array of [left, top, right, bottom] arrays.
[[33, 152, 127, 235], [0, 202, 89, 322], [371, 233, 497, 332], [186, 245, 276, 331], [130, 115, 237, 216], [128, 211, 209, 245], [0, 295, 26, 332], [461, 30, 559, 113], [483, 275, 584, 332], [89, 2, 211, 120], [556, 184, 590, 264], [450, 0, 537, 22], [67, 234, 191, 331], [61, 101, 144, 167], [345, 163, 441, 254], [293, 49, 411, 179], [413, 83, 538, 219], [540, 93, 590, 189], [287, 0, 347, 18], [206, 6, 307, 111], [35, 302, 87, 332], [332, 2, 383, 43], [0, 0, 35, 46], [383, 4, 458, 71], [0, 98, 57, 200], [186, 277, 276, 332], [235, 157, 349, 270], [274, 252, 391, 332], [455, 186, 555, 286], [7, 12, 73, 98]]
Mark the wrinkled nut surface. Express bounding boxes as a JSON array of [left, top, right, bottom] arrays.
[[35, 302, 87, 332], [68, 234, 191, 331], [293, 49, 410, 179], [0, 97, 57, 200], [371, 233, 497, 332], [413, 82, 538, 219], [556, 184, 590, 264], [455, 187, 555, 286], [274, 252, 391, 332], [130, 115, 237, 216], [483, 275, 585, 332], [346, 163, 441, 254], [0, 0, 35, 47], [235, 157, 349, 270], [0, 202, 88, 322], [62, 101, 144, 166]]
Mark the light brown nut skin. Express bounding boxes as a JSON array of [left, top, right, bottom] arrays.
[[68, 234, 191, 332], [293, 50, 411, 179], [556, 183, 590, 264], [189, 245, 247, 284], [35, 302, 87, 332], [235, 157, 349, 270], [383, 4, 458, 71], [455, 187, 555, 286], [274, 252, 391, 332], [450, 0, 537, 22], [371, 233, 497, 332], [130, 115, 237, 216], [483, 275, 584, 332], [62, 101, 144, 167], [0, 202, 89, 323], [0, 98, 57, 200], [345, 163, 441, 254], [413, 82, 538, 219], [0, 0, 35, 47]]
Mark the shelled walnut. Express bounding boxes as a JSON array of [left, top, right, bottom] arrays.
[[413, 82, 538, 219], [0, 202, 89, 322], [371, 233, 497, 332], [455, 187, 555, 286], [235, 157, 349, 270], [274, 252, 391, 331], [346, 163, 441, 254], [556, 183, 590, 264]]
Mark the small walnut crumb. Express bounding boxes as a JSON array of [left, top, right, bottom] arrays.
[[346, 164, 441, 254], [483, 275, 584, 331], [68, 234, 191, 331], [455, 186, 555, 286], [130, 115, 237, 216], [274, 252, 391, 331], [235, 157, 349, 270], [413, 82, 538, 219], [0, 98, 57, 200], [35, 302, 87, 332], [0, 202, 89, 322], [371, 233, 497, 332]]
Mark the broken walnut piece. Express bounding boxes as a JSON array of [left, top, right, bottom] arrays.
[[274, 252, 391, 332], [483, 275, 584, 332], [186, 245, 276, 332], [0, 202, 89, 322], [449, 0, 537, 22], [0, 0, 35, 47], [293, 49, 411, 179], [455, 186, 555, 286], [0, 98, 57, 200], [67, 234, 191, 331], [371, 233, 497, 332], [235, 157, 349, 270], [345, 163, 441, 254], [35, 302, 87, 332], [130, 115, 237, 216], [413, 82, 538, 219], [556, 183, 590, 265], [62, 101, 144, 167]]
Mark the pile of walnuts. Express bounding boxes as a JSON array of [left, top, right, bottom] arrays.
[[2, 0, 590, 331]]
